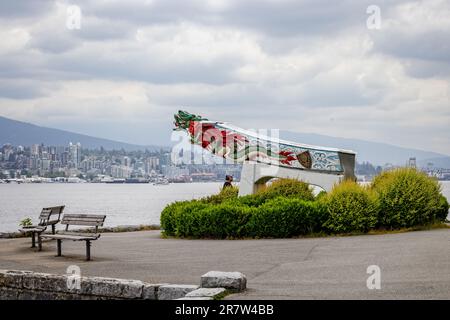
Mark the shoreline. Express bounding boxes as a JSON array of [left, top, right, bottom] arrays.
[[0, 224, 160, 239]]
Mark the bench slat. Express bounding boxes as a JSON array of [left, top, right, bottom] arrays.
[[60, 214, 106, 228], [41, 234, 99, 241], [61, 217, 105, 223], [43, 206, 65, 215], [61, 220, 105, 226], [58, 231, 98, 238], [39, 209, 52, 219], [19, 226, 46, 232], [62, 214, 106, 219]]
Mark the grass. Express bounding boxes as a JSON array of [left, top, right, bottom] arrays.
[[213, 289, 231, 300], [310, 221, 450, 238]]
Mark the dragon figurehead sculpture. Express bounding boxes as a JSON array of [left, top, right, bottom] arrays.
[[173, 110, 356, 180]]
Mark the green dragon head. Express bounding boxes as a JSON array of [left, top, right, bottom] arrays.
[[173, 110, 207, 131]]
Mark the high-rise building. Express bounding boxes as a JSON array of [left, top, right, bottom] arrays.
[[159, 153, 172, 167], [69, 142, 82, 167], [31, 144, 41, 156], [145, 157, 160, 173], [123, 156, 131, 167]]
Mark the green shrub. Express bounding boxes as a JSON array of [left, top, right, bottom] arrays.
[[436, 194, 449, 222], [371, 168, 442, 228], [323, 180, 378, 233], [315, 190, 328, 201], [19, 217, 33, 228], [160, 195, 326, 239], [257, 178, 315, 202], [160, 172, 447, 239], [169, 201, 255, 238], [202, 186, 239, 204], [160, 200, 209, 236], [233, 193, 267, 207], [247, 197, 327, 237]]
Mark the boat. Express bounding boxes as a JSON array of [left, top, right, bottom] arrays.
[[125, 178, 150, 184], [153, 178, 169, 185], [105, 179, 126, 184]]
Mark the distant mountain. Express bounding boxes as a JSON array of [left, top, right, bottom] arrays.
[[2, 115, 449, 167], [280, 131, 450, 167], [0, 116, 159, 151]]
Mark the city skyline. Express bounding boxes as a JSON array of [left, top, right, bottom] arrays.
[[0, 141, 244, 182], [1, 141, 449, 183]]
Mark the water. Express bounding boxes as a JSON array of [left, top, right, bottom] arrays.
[[0, 182, 223, 233], [1, 181, 449, 233]]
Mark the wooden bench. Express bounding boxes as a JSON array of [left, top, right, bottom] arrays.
[[40, 214, 106, 261], [19, 205, 65, 249]]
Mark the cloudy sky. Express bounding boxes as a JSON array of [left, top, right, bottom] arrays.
[[0, 0, 449, 154]]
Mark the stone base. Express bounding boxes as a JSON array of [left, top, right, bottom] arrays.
[[239, 162, 343, 196]]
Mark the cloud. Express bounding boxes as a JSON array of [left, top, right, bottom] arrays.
[[370, 0, 450, 78], [0, 79, 54, 99], [0, 0, 55, 19], [0, 0, 449, 154]]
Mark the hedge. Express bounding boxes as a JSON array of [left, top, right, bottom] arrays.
[[437, 195, 449, 222], [371, 168, 444, 228], [322, 180, 378, 233], [161, 196, 326, 238], [160, 172, 449, 239], [256, 178, 315, 202], [247, 198, 327, 237]]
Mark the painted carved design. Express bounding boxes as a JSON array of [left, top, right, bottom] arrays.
[[297, 151, 312, 169], [174, 110, 343, 173]]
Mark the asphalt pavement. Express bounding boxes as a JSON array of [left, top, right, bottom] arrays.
[[1, 229, 449, 299]]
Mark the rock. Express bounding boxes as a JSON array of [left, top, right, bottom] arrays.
[[0, 287, 19, 299], [0, 269, 33, 288], [158, 284, 199, 300], [119, 279, 145, 299], [18, 290, 61, 300], [201, 271, 247, 292], [142, 283, 167, 300], [185, 287, 226, 299], [81, 276, 144, 299], [22, 272, 68, 292]]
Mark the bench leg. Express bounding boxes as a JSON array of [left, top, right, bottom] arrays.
[[57, 239, 62, 257], [31, 232, 36, 248], [38, 234, 42, 251], [86, 240, 91, 261], [51, 224, 56, 234]]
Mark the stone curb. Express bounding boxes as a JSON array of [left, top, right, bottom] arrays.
[[201, 271, 247, 292], [186, 287, 227, 299], [0, 269, 247, 300]]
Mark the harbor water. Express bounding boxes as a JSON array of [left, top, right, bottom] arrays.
[[0, 181, 449, 233]]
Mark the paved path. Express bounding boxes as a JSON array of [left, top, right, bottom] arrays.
[[1, 229, 449, 299]]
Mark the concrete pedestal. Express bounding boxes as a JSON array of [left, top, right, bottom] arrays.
[[238, 162, 343, 196]]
